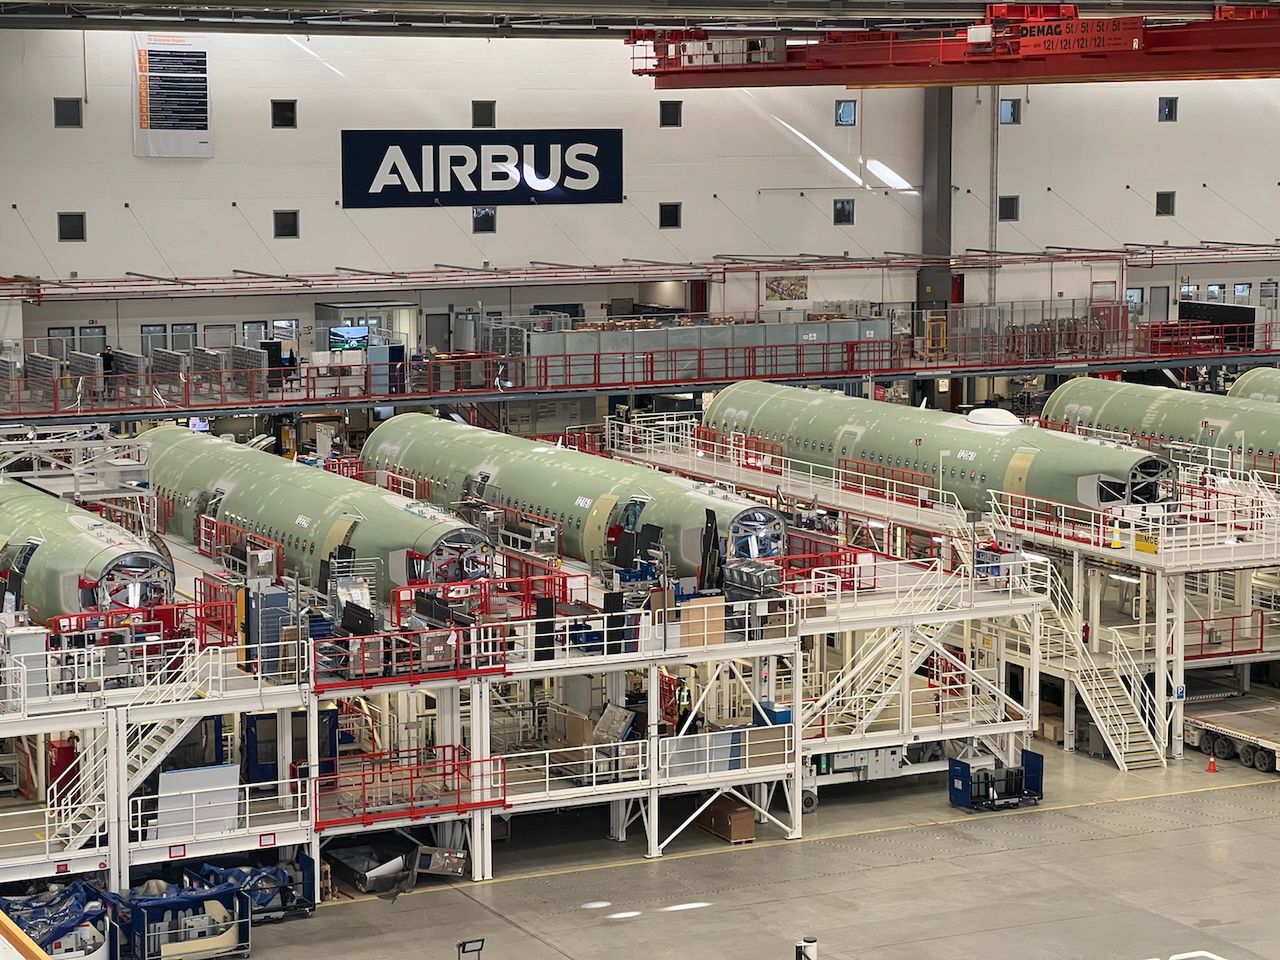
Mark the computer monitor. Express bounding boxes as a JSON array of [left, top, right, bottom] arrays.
[[329, 325, 370, 350], [188, 417, 210, 432]]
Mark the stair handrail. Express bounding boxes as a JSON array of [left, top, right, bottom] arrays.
[[1107, 624, 1167, 749]]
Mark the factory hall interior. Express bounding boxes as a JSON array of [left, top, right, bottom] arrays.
[[10, 4, 1280, 960]]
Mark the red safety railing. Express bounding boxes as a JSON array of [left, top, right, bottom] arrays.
[[389, 571, 588, 626], [1186, 608, 1278, 660], [196, 515, 286, 583], [2, 319, 1275, 422], [323, 457, 425, 498], [313, 745, 507, 830], [838, 457, 936, 505], [46, 599, 236, 647], [313, 623, 509, 693], [527, 429, 610, 457]]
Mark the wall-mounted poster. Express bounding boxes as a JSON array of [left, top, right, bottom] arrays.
[[133, 33, 214, 158], [764, 275, 809, 301]]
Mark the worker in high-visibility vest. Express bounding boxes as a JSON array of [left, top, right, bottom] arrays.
[[675, 677, 696, 735]]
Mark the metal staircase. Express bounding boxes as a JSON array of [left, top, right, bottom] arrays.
[[48, 640, 209, 851], [802, 564, 964, 737], [946, 513, 1165, 772]]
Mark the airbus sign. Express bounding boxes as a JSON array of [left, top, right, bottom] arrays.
[[341, 129, 624, 209]]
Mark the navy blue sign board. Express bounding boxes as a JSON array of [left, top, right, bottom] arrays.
[[341, 129, 624, 209]]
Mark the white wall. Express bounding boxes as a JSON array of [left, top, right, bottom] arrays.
[[954, 79, 1280, 257], [0, 30, 922, 280]]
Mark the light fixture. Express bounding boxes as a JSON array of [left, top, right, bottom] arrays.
[[1021, 550, 1048, 562], [868, 520, 887, 529], [1108, 573, 1141, 584]]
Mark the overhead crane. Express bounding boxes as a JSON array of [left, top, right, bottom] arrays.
[[628, 4, 1280, 88]]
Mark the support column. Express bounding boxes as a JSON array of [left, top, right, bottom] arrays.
[[917, 86, 953, 309], [276, 707, 294, 805], [1155, 571, 1169, 755], [1170, 574, 1185, 759], [468, 679, 493, 881], [1087, 567, 1102, 655], [606, 669, 627, 840], [1029, 609, 1042, 732], [1063, 679, 1077, 753], [645, 663, 661, 859], [789, 636, 804, 840], [106, 713, 129, 892]]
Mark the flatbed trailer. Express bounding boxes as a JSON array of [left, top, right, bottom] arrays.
[[1184, 693, 1280, 773]]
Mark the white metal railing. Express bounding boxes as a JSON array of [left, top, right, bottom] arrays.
[[0, 634, 308, 718], [47, 728, 110, 851], [657, 724, 796, 780], [498, 594, 801, 672], [128, 777, 310, 849], [0, 800, 105, 863], [1018, 561, 1156, 765], [607, 412, 970, 530], [502, 740, 647, 802], [992, 485, 1280, 567]]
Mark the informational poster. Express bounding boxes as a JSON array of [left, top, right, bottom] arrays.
[[133, 33, 214, 158], [764, 275, 809, 301]]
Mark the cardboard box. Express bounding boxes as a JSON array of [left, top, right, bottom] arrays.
[[680, 596, 725, 647], [1037, 717, 1065, 745], [745, 725, 790, 768], [696, 795, 755, 844]]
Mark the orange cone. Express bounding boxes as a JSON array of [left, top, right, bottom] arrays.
[[1206, 753, 1219, 774]]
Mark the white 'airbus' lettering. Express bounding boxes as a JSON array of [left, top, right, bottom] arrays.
[[368, 141, 604, 195], [369, 145, 419, 193]]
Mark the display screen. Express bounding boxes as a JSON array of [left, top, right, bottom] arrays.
[[330, 325, 370, 350], [188, 417, 210, 432]]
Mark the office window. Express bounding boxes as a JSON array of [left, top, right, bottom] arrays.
[[473, 206, 496, 234], [46, 327, 75, 357], [1207, 283, 1226, 302], [205, 324, 235, 349], [273, 210, 299, 238], [57, 212, 86, 242], [1000, 99, 1021, 125], [271, 99, 297, 128], [1125, 288, 1145, 316], [1180, 283, 1199, 301], [53, 98, 82, 128], [658, 202, 682, 229], [659, 100, 683, 128], [1155, 191, 1176, 216], [1234, 282, 1253, 300], [243, 320, 268, 345], [834, 100, 857, 126], [472, 100, 496, 128], [172, 323, 198, 352], [1158, 96, 1178, 122], [79, 325, 107, 354], [998, 195, 1020, 221], [273, 319, 299, 341], [140, 324, 167, 357], [833, 198, 855, 225]]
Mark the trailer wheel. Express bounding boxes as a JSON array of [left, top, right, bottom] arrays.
[[1254, 749, 1277, 773], [1238, 744, 1256, 768], [1197, 735, 1215, 755], [801, 790, 819, 814], [1213, 735, 1237, 760]]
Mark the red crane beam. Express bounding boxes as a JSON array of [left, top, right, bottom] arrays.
[[629, 6, 1280, 89]]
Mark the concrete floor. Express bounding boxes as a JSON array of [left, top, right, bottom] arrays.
[[257, 748, 1280, 960]]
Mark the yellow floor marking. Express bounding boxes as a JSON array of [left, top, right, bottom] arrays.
[[316, 775, 1279, 907]]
